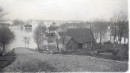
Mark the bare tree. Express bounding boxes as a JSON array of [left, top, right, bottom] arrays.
[[110, 12, 128, 44], [13, 19, 24, 25], [26, 37, 31, 48], [0, 7, 8, 20], [23, 36, 27, 48], [0, 26, 15, 55], [23, 36, 30, 48], [34, 25, 46, 51], [92, 19, 108, 43]]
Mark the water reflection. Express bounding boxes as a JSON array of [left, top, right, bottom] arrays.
[[9, 25, 37, 50]]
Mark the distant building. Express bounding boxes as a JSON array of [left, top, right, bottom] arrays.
[[24, 24, 32, 32], [0, 21, 13, 27]]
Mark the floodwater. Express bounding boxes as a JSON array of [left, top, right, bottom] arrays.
[[8, 26, 37, 50]]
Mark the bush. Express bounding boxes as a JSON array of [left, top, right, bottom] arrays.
[[0, 49, 16, 70], [37, 45, 59, 54], [93, 43, 128, 61], [115, 44, 128, 61], [93, 43, 116, 54]]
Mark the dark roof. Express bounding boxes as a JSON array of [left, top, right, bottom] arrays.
[[65, 28, 95, 43], [58, 36, 72, 45], [0, 23, 10, 26], [48, 25, 58, 31], [24, 25, 32, 27]]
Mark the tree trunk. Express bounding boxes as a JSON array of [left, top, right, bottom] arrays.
[[114, 27, 116, 44], [118, 32, 122, 44], [56, 39, 59, 51], [99, 32, 101, 43], [2, 44, 5, 55], [63, 36, 65, 45], [118, 24, 123, 44]]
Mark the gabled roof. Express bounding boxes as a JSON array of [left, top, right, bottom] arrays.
[[65, 28, 95, 43]]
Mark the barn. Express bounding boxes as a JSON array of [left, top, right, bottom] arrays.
[[65, 28, 95, 50]]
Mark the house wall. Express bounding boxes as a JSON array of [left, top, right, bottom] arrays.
[[82, 43, 92, 49], [66, 39, 79, 51]]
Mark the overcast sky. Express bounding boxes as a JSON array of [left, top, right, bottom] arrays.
[[0, 0, 128, 21]]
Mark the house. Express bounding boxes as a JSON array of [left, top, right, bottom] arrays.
[[45, 23, 61, 48], [64, 28, 95, 50], [48, 24, 58, 33], [24, 24, 32, 32], [24, 24, 32, 28], [0, 21, 13, 27]]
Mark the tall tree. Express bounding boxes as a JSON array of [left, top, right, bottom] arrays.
[[0, 26, 15, 55], [92, 19, 108, 43], [110, 12, 128, 44], [34, 25, 47, 51], [0, 7, 13, 55]]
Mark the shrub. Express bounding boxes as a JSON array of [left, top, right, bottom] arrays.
[[0, 49, 16, 70], [103, 41, 112, 45]]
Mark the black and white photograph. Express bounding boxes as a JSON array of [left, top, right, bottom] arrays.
[[0, 0, 128, 72]]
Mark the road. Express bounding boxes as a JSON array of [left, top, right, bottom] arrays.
[[2, 48, 128, 72]]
